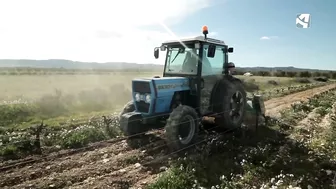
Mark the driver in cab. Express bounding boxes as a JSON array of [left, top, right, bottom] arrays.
[[182, 49, 212, 75]]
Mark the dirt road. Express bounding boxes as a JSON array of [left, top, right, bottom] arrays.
[[265, 83, 336, 117], [1, 83, 336, 189]]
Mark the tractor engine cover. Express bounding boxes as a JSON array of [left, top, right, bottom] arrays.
[[132, 77, 190, 115]]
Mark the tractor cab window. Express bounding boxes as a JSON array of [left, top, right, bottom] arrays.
[[202, 45, 225, 76], [164, 46, 199, 75]]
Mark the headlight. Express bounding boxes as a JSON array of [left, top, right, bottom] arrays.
[[135, 93, 140, 101], [145, 94, 151, 103]]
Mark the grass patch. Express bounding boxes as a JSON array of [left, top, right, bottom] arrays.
[[147, 165, 199, 189], [60, 125, 107, 149], [0, 115, 122, 160]]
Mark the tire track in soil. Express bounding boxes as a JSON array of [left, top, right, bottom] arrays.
[[296, 108, 321, 129], [288, 91, 336, 140], [305, 102, 336, 139], [0, 140, 128, 187], [68, 150, 170, 189], [0, 133, 166, 188], [319, 102, 336, 129], [288, 107, 322, 140], [9, 146, 166, 189], [265, 83, 336, 117], [1, 83, 336, 189], [69, 160, 161, 189]]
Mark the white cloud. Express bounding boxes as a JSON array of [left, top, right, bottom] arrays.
[[0, 0, 214, 64], [260, 36, 279, 40], [260, 36, 270, 40]]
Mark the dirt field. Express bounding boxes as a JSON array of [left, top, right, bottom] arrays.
[[0, 72, 161, 101], [0, 74, 312, 101], [1, 83, 335, 189]]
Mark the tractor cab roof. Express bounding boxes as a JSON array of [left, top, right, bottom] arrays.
[[162, 36, 226, 46]]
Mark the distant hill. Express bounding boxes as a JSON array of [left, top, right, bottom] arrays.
[[0, 59, 332, 72]]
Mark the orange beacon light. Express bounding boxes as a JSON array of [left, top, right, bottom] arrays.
[[202, 25, 208, 38]]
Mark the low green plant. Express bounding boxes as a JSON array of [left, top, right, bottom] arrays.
[[60, 126, 107, 149]]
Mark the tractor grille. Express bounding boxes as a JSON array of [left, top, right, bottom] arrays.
[[133, 81, 151, 93], [133, 81, 151, 113], [136, 101, 150, 113]]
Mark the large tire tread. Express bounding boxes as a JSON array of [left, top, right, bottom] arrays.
[[212, 78, 247, 129], [165, 105, 199, 151]]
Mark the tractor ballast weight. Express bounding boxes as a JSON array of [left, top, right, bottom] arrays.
[[119, 26, 266, 151]]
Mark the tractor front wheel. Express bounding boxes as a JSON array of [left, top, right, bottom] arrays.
[[165, 105, 199, 151]]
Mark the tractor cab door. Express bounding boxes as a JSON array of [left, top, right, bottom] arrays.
[[199, 44, 226, 115]]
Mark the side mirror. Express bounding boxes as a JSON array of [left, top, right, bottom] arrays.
[[160, 45, 166, 51], [228, 47, 234, 53], [207, 45, 216, 58], [154, 47, 159, 59]]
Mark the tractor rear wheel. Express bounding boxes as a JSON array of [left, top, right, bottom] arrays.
[[213, 79, 247, 129], [165, 105, 199, 151]]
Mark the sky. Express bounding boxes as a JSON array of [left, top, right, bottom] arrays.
[[0, 0, 335, 70]]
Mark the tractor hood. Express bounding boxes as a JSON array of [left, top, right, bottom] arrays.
[[132, 77, 190, 114], [153, 77, 190, 96], [133, 77, 190, 97]]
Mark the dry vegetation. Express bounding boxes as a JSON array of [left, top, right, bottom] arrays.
[[0, 69, 335, 189]]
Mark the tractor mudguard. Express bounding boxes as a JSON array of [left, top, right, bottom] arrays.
[[252, 95, 266, 115], [243, 97, 266, 130], [245, 95, 266, 115], [119, 112, 144, 136], [246, 100, 257, 113]]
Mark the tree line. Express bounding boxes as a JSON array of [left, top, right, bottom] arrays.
[[234, 69, 336, 79]]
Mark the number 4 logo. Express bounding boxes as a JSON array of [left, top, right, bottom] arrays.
[[296, 14, 311, 28]]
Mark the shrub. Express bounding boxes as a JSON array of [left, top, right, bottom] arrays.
[[314, 77, 328, 82], [60, 126, 107, 149], [147, 165, 198, 189], [0, 145, 18, 160], [294, 78, 311, 84], [242, 79, 259, 91], [267, 80, 278, 85], [0, 103, 38, 126]]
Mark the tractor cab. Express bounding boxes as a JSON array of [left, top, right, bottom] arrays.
[[153, 26, 236, 115], [154, 26, 234, 78]]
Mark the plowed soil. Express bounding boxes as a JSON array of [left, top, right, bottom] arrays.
[[1, 83, 336, 189]]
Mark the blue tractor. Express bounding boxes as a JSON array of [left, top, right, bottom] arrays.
[[119, 26, 265, 151]]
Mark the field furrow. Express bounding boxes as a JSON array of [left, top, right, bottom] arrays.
[[4, 138, 168, 189], [1, 133, 167, 188], [319, 103, 336, 128]]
